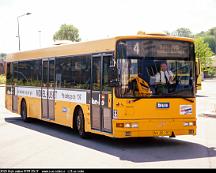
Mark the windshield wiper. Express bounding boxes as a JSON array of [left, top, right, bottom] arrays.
[[180, 97, 194, 103], [128, 98, 142, 103], [128, 96, 194, 103], [159, 91, 194, 103], [165, 90, 194, 102]]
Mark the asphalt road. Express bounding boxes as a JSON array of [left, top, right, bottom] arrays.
[[0, 80, 216, 168]]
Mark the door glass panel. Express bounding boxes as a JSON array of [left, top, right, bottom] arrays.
[[12, 62, 18, 112], [102, 55, 112, 132], [13, 62, 18, 85], [48, 60, 55, 120], [49, 60, 55, 87], [6, 63, 12, 85], [92, 57, 101, 91], [42, 61, 48, 86], [91, 57, 101, 130], [103, 108, 112, 131], [42, 60, 48, 119], [102, 56, 112, 91]]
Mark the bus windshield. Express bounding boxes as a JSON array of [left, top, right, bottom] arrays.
[[116, 39, 195, 98]]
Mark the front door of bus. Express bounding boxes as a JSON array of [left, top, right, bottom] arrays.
[[91, 54, 112, 133], [42, 59, 55, 120]]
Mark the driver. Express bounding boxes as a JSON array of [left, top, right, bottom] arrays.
[[155, 62, 175, 94]]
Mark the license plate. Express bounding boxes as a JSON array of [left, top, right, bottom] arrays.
[[153, 130, 171, 136]]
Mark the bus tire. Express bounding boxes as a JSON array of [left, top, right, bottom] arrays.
[[75, 108, 88, 138], [21, 100, 29, 122]]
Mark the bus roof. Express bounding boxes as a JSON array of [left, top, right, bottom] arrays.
[[6, 35, 194, 62]]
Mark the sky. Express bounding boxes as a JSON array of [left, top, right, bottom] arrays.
[[0, 0, 216, 53]]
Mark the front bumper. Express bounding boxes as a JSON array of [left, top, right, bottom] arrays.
[[112, 119, 196, 138]]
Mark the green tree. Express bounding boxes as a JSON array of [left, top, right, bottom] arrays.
[[203, 35, 216, 53], [195, 27, 216, 54], [194, 37, 215, 76], [53, 24, 81, 42], [163, 30, 171, 35], [0, 53, 6, 60], [196, 31, 206, 37], [173, 28, 193, 38], [206, 27, 216, 36]]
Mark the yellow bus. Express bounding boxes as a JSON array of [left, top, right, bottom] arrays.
[[5, 34, 197, 138]]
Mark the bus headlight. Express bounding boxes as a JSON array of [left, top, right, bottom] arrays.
[[124, 123, 131, 128], [131, 123, 138, 128], [116, 122, 139, 128], [189, 122, 194, 126], [184, 122, 195, 126], [124, 123, 138, 128]]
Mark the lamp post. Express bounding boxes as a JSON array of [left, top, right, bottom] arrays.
[[17, 12, 31, 51], [38, 30, 41, 48]]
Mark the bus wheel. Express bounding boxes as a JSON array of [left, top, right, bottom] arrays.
[[76, 109, 88, 138], [21, 100, 29, 122]]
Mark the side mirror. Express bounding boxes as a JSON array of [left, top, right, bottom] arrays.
[[108, 66, 119, 87]]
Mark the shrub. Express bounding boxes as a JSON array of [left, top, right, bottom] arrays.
[[0, 75, 6, 84]]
